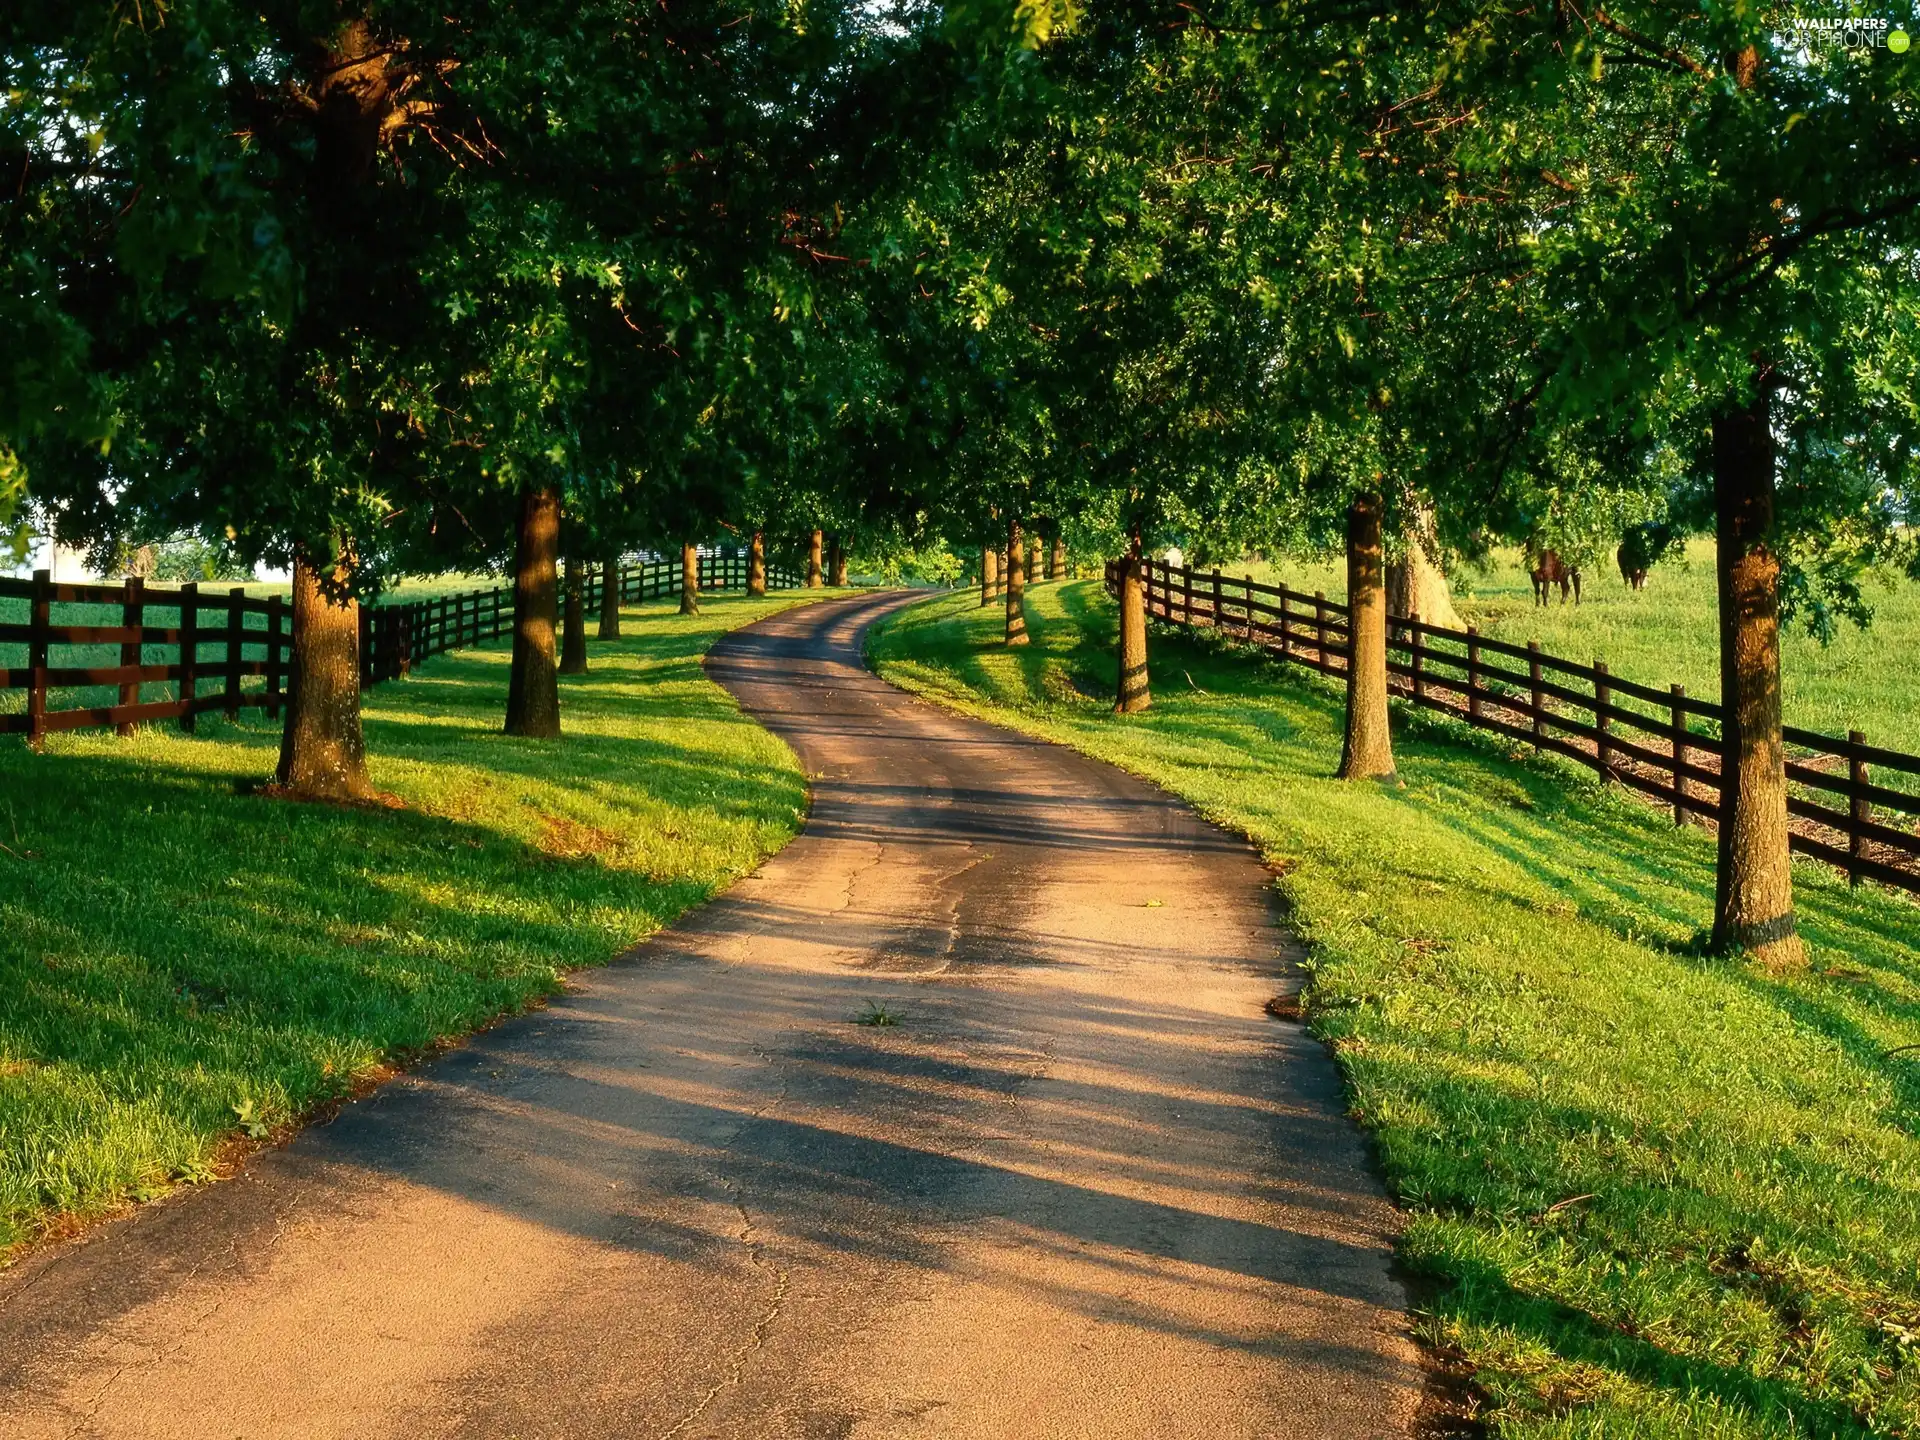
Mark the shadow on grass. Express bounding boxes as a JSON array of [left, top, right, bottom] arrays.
[[0, 598, 810, 1248], [873, 580, 1920, 1438]]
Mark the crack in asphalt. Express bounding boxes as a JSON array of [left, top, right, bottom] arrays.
[[652, 1186, 793, 1440], [64, 1190, 293, 1438], [651, 1043, 797, 1440]]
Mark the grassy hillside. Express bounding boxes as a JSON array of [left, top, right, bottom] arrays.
[[871, 581, 1920, 1440], [1237, 541, 1920, 753], [0, 593, 817, 1256]]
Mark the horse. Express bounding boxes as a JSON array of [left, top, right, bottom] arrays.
[[1528, 547, 1582, 606], [1616, 520, 1677, 592], [1617, 546, 1649, 591]]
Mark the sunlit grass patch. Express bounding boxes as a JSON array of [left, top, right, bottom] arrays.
[[871, 582, 1920, 1439], [0, 591, 820, 1255]]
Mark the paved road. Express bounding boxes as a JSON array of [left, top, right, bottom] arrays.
[[0, 590, 1421, 1439]]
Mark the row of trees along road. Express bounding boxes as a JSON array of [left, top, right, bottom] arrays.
[[3, 0, 975, 795], [6, 0, 1917, 965], [900, 0, 1919, 968]]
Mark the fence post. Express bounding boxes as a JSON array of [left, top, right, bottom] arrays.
[[224, 587, 245, 717], [266, 594, 284, 721], [1593, 660, 1612, 777], [1410, 619, 1425, 704], [1466, 625, 1483, 720], [118, 575, 144, 737], [1850, 730, 1870, 887], [178, 581, 199, 733], [1313, 591, 1327, 671], [26, 568, 50, 751], [399, 611, 413, 678], [1211, 568, 1223, 627], [1670, 685, 1688, 825], [1528, 640, 1544, 747]]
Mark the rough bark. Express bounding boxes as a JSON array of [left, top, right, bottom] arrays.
[[1386, 504, 1463, 630], [1049, 534, 1067, 581], [598, 553, 622, 640], [680, 541, 701, 615], [1115, 531, 1150, 713], [829, 537, 849, 587], [747, 531, 767, 596], [1711, 383, 1803, 968], [980, 541, 998, 607], [1338, 492, 1397, 782], [505, 486, 561, 738], [306, 20, 410, 193], [807, 529, 824, 588], [1005, 517, 1029, 646], [275, 546, 375, 802]]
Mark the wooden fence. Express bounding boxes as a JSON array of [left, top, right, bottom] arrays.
[[1, 552, 799, 748], [1108, 556, 1920, 896]]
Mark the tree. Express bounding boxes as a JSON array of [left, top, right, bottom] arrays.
[[276, 546, 376, 802], [505, 488, 562, 737], [560, 556, 589, 676], [1115, 530, 1149, 713], [1337, 493, 1396, 782], [599, 556, 624, 639], [1370, 2, 1920, 963], [680, 541, 701, 616], [747, 532, 768, 596], [1005, 517, 1029, 646]]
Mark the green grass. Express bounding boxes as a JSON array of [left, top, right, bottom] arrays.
[[871, 581, 1920, 1440], [0, 591, 824, 1255], [1238, 541, 1920, 754]]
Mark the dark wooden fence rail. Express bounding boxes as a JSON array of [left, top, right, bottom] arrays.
[[2, 552, 800, 748], [1108, 556, 1920, 896]]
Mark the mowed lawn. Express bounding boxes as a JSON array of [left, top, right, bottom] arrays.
[[0, 592, 818, 1255], [872, 582, 1920, 1440], [1243, 540, 1920, 755]]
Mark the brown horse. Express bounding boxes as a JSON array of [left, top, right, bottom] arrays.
[[1528, 547, 1582, 606], [1617, 546, 1649, 591]]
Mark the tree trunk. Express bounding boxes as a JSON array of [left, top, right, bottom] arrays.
[[680, 541, 701, 615], [1338, 492, 1397, 781], [807, 529, 824, 588], [830, 539, 849, 587], [1049, 534, 1066, 581], [505, 486, 561, 738], [980, 541, 998, 607], [1386, 502, 1463, 630], [747, 531, 767, 596], [1005, 517, 1029, 646], [1115, 531, 1150, 713], [559, 556, 588, 675], [275, 545, 375, 801], [1711, 384, 1803, 968], [598, 553, 622, 639], [1028, 536, 1043, 584]]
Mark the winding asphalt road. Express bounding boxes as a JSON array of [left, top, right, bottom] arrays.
[[0, 590, 1420, 1439]]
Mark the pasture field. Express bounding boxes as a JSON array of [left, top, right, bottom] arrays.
[[0, 593, 816, 1256], [1243, 540, 1920, 755], [872, 581, 1920, 1440]]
